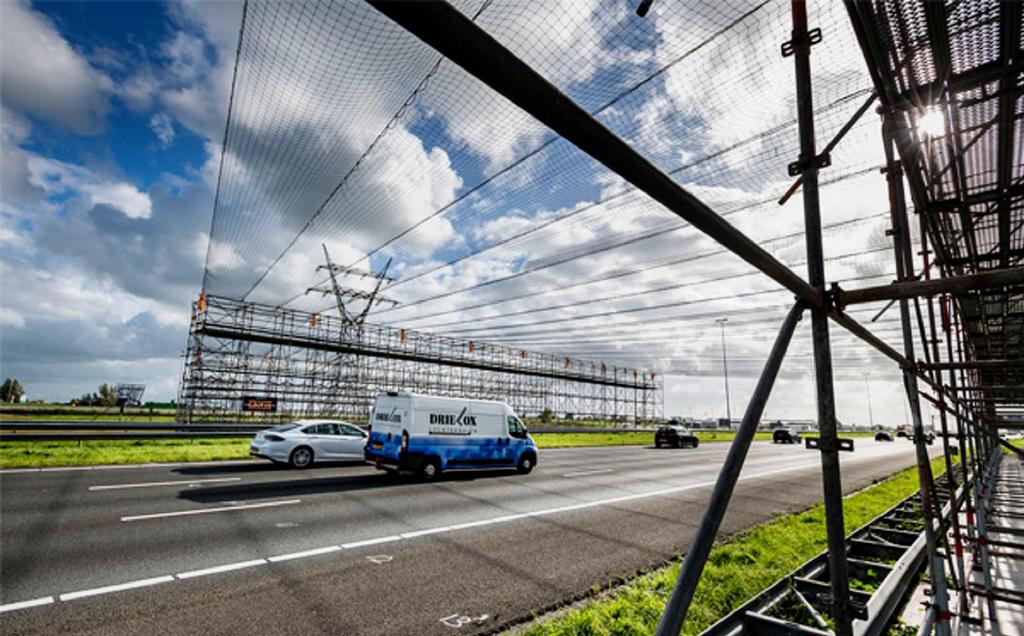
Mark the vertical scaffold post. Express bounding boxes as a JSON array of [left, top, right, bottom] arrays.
[[787, 3, 852, 634], [921, 231, 968, 614], [655, 302, 805, 636], [880, 109, 951, 636]]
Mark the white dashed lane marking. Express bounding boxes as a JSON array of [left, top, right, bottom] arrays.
[[89, 478, 241, 491], [120, 499, 301, 522], [1, 451, 914, 614], [562, 468, 613, 477]]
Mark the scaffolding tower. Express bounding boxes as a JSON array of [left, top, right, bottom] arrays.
[[178, 294, 663, 423]]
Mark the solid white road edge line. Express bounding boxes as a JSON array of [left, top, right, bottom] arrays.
[[4, 453, 912, 613], [176, 559, 268, 579], [0, 597, 54, 612], [60, 576, 175, 601], [267, 546, 342, 562], [121, 499, 301, 522], [89, 478, 242, 491], [341, 535, 402, 549]]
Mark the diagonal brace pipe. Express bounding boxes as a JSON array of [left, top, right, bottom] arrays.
[[655, 302, 806, 635]]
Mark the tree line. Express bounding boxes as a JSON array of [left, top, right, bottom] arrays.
[[0, 379, 123, 407]]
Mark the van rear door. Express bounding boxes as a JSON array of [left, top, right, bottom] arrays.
[[369, 395, 408, 461]]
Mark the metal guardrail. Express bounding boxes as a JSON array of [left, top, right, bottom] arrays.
[[0, 420, 283, 442], [0, 420, 662, 442]]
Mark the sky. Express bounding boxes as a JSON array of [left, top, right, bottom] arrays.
[[0, 0, 939, 429]]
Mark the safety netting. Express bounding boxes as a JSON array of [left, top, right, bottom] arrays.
[[202, 0, 913, 388]]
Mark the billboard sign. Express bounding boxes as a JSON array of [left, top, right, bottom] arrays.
[[241, 396, 277, 412]]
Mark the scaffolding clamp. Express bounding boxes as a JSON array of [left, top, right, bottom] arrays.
[[781, 27, 822, 57], [827, 282, 844, 314], [787, 151, 831, 177], [806, 436, 855, 453], [816, 592, 868, 620]]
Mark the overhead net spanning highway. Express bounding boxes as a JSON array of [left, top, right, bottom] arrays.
[[183, 1, 1021, 633], [183, 0, 909, 423]]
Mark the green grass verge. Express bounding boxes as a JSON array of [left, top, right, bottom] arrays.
[[4, 434, 660, 468], [0, 439, 253, 468], [0, 414, 178, 422], [516, 457, 947, 636]]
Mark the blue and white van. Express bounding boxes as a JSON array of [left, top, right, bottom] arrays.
[[364, 391, 538, 480]]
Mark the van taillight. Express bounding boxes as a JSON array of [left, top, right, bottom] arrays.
[[401, 429, 409, 451]]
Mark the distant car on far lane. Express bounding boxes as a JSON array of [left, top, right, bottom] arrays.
[[875, 431, 894, 441], [250, 420, 368, 468], [655, 424, 699, 448], [772, 428, 802, 444], [910, 431, 935, 445]]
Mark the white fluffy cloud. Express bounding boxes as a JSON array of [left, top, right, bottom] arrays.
[[0, 1, 113, 134], [25, 155, 152, 220]]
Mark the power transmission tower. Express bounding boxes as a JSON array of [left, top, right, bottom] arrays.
[[306, 244, 399, 330], [304, 245, 399, 416]]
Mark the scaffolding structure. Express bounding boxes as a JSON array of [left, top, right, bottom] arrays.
[[357, 1, 1022, 635], [178, 294, 663, 423], [183, 0, 1023, 634]]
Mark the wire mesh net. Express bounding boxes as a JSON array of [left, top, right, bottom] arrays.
[[200, 0, 919, 387]]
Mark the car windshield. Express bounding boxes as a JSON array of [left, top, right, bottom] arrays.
[[266, 424, 299, 432]]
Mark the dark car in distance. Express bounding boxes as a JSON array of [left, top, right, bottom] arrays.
[[910, 432, 935, 445], [655, 424, 699, 448], [875, 431, 894, 441], [772, 428, 801, 444]]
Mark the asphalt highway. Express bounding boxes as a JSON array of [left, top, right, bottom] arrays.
[[0, 440, 923, 635]]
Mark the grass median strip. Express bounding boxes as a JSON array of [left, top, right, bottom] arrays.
[[513, 456, 947, 636], [0, 431, 881, 468]]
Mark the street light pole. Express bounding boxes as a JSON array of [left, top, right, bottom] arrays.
[[863, 373, 874, 428], [715, 318, 731, 426]]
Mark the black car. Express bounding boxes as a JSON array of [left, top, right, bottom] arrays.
[[875, 431, 893, 441], [910, 432, 935, 445], [772, 428, 801, 444], [655, 424, 699, 448]]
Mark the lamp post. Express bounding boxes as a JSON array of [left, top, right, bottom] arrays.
[[714, 318, 731, 426], [863, 373, 874, 429]]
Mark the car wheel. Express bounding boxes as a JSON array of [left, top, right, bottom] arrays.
[[420, 457, 441, 481], [691, 438, 699, 448], [516, 453, 535, 475], [672, 439, 680, 449], [655, 440, 662, 448], [289, 446, 314, 469]]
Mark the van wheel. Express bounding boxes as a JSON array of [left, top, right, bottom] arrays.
[[516, 454, 535, 475], [420, 457, 440, 481], [289, 446, 314, 469]]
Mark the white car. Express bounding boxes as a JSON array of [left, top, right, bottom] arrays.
[[250, 420, 368, 468]]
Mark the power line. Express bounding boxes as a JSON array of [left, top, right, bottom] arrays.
[[369, 210, 889, 321]]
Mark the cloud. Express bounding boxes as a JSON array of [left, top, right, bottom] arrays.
[[161, 31, 209, 83], [25, 155, 152, 220], [149, 112, 176, 147], [0, 2, 113, 134]]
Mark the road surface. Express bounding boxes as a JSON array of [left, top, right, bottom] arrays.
[[1, 440, 922, 635]]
